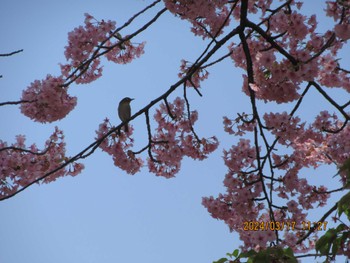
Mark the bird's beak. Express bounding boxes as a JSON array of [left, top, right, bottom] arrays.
[[131, 98, 135, 101]]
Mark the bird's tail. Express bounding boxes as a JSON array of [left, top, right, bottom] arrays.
[[124, 124, 129, 132]]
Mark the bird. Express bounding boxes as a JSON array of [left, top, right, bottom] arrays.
[[118, 97, 134, 132]]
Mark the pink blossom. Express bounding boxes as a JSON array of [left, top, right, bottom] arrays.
[[223, 115, 256, 136], [334, 23, 350, 40], [0, 127, 84, 198], [63, 13, 145, 84], [223, 139, 256, 172], [148, 97, 219, 178], [164, 0, 229, 39], [178, 60, 209, 88], [105, 41, 146, 64], [96, 97, 218, 178], [325, 1, 343, 21], [20, 75, 77, 123], [95, 119, 143, 175], [7, 1, 350, 257]]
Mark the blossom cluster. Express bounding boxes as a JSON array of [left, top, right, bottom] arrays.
[[232, 44, 319, 104], [64, 13, 116, 68], [95, 98, 219, 178], [318, 54, 350, 91], [149, 97, 219, 178], [20, 13, 145, 124], [223, 114, 255, 136], [227, 1, 350, 104], [199, 1, 350, 253], [95, 118, 143, 175], [20, 75, 77, 123], [160, 1, 350, 254], [4, 0, 350, 258], [326, 0, 350, 41], [203, 107, 350, 251], [61, 13, 145, 84], [0, 127, 84, 199], [104, 40, 145, 65], [164, 0, 230, 38], [178, 59, 209, 88], [57, 13, 115, 85]]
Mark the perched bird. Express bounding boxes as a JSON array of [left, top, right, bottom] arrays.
[[118, 97, 134, 132]]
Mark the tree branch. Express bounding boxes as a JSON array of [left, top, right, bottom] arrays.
[[297, 203, 338, 244], [0, 49, 23, 57], [0, 100, 34, 107]]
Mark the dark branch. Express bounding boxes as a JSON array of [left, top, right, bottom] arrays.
[[297, 202, 338, 244], [0, 100, 34, 107], [0, 49, 23, 57]]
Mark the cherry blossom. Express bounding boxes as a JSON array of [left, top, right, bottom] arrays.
[[2, 0, 350, 260], [95, 98, 219, 179], [104, 40, 146, 64], [149, 97, 219, 178], [178, 59, 209, 88], [95, 119, 143, 175], [63, 13, 145, 84], [0, 127, 84, 198], [164, 0, 230, 39], [20, 75, 77, 123]]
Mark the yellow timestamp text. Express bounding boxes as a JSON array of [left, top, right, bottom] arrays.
[[242, 221, 329, 231], [301, 221, 328, 231], [243, 221, 296, 231]]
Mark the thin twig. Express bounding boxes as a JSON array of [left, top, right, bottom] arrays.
[[187, 78, 203, 97], [1, 13, 241, 200], [145, 110, 159, 163], [201, 51, 233, 69], [0, 100, 34, 107], [63, 6, 167, 87], [312, 81, 350, 121], [164, 97, 176, 119], [0, 49, 23, 57], [297, 203, 338, 244], [0, 142, 52, 155], [183, 84, 201, 143]]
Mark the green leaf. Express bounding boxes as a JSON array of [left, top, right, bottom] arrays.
[[213, 257, 228, 263], [241, 247, 299, 263], [337, 191, 350, 217], [335, 231, 350, 257], [331, 238, 340, 256], [240, 250, 257, 258], [336, 223, 347, 232], [316, 229, 337, 255], [316, 229, 335, 255], [325, 228, 338, 239], [285, 257, 298, 263], [339, 158, 350, 176], [344, 208, 350, 219], [284, 247, 295, 257], [269, 247, 284, 257], [232, 249, 240, 257], [282, 247, 298, 263], [253, 252, 269, 263], [340, 231, 350, 244]]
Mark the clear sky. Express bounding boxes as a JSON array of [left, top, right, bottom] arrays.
[[0, 1, 349, 263]]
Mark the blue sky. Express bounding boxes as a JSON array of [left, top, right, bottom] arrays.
[[0, 1, 349, 263]]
